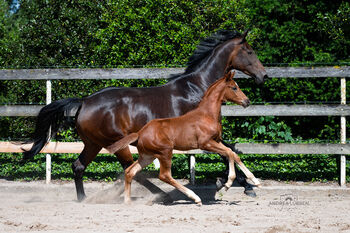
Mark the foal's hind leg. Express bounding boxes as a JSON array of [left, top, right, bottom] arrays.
[[116, 148, 173, 203], [124, 155, 155, 204], [72, 142, 101, 201], [112, 147, 135, 196], [158, 151, 202, 205]]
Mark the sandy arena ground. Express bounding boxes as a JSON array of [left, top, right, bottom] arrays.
[[0, 178, 349, 233]]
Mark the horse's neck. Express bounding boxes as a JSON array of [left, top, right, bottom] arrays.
[[195, 41, 236, 89], [174, 40, 235, 94], [166, 40, 235, 115]]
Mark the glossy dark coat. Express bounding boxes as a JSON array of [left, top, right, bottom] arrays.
[[23, 30, 268, 201]]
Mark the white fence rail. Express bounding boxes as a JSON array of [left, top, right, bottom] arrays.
[[0, 67, 349, 185]]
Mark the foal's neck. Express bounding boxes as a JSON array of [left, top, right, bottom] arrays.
[[197, 81, 226, 120]]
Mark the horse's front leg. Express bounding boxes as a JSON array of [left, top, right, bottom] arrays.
[[200, 140, 261, 189]]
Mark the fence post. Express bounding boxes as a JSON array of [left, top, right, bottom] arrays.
[[340, 77, 347, 186], [190, 155, 195, 185], [153, 158, 160, 169], [46, 80, 52, 184]]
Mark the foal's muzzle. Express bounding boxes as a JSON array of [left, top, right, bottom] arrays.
[[242, 99, 250, 108]]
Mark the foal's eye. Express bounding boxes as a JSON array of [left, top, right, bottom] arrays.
[[233, 87, 237, 91]]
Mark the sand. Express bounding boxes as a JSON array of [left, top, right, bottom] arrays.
[[0, 178, 349, 233]]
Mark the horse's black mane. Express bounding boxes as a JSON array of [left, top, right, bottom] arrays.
[[186, 30, 242, 73], [168, 30, 242, 81]]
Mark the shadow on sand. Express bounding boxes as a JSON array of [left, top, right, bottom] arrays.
[[84, 173, 247, 206]]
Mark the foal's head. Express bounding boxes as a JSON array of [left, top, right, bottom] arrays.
[[223, 71, 250, 108]]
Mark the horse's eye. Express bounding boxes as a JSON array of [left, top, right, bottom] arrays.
[[233, 87, 237, 91], [248, 51, 253, 55]]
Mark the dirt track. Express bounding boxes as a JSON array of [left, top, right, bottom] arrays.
[[0, 178, 349, 233]]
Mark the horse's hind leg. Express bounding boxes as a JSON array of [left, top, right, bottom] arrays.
[[72, 142, 101, 201], [158, 152, 202, 205]]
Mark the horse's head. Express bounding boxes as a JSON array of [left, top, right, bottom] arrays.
[[223, 71, 250, 108], [225, 30, 268, 85]]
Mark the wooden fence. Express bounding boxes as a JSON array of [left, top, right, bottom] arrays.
[[0, 66, 349, 185]]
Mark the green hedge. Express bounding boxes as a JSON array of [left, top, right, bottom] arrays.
[[1, 0, 350, 182], [1, 152, 349, 183]]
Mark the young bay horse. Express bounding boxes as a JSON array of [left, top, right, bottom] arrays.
[[107, 71, 261, 205], [23, 30, 268, 201]]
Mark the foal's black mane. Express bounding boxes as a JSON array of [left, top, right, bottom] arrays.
[[168, 30, 242, 81]]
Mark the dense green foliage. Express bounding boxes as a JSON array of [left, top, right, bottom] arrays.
[[92, 0, 247, 67], [1, 152, 349, 183], [0, 0, 349, 182], [240, 1, 350, 63]]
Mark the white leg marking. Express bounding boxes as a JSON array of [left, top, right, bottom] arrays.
[[184, 189, 202, 205], [237, 163, 261, 187]]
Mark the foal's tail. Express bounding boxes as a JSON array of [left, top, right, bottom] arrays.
[[106, 133, 139, 154], [22, 98, 82, 160]]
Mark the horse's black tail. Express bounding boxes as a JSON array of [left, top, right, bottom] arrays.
[[22, 98, 82, 160]]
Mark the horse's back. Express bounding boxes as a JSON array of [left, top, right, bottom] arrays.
[[76, 85, 175, 146]]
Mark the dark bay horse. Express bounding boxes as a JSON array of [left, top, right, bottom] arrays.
[[23, 30, 268, 201], [107, 71, 261, 205]]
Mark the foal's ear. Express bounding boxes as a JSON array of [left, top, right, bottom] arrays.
[[240, 29, 249, 44], [225, 70, 235, 81]]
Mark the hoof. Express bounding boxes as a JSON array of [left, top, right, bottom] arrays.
[[124, 201, 132, 205], [244, 189, 257, 198], [77, 194, 86, 202], [196, 201, 202, 206], [251, 177, 261, 187], [124, 198, 132, 205], [216, 178, 226, 191]]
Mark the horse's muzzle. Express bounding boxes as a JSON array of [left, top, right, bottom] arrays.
[[256, 74, 268, 85]]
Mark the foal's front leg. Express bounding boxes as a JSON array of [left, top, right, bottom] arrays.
[[201, 140, 261, 189]]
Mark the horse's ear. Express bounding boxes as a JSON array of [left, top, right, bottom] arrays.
[[240, 29, 250, 44]]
